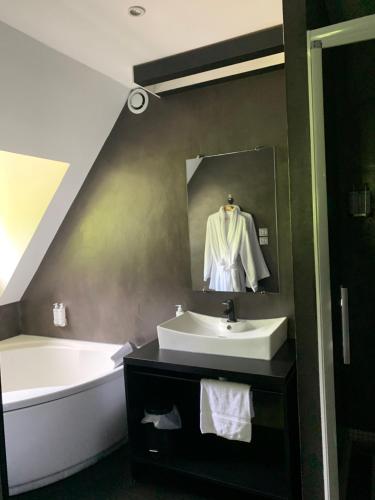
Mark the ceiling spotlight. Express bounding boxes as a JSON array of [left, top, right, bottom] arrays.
[[128, 6, 146, 17]]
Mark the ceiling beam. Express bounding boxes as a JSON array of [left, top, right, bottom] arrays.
[[133, 25, 284, 87]]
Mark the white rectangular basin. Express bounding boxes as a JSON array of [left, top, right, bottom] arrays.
[[157, 312, 287, 360]]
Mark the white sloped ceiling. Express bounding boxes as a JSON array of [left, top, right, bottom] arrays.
[[0, 22, 129, 305]]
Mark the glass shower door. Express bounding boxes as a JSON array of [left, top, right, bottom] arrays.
[[324, 38, 375, 499]]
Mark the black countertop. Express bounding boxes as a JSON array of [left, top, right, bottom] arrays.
[[124, 339, 296, 392]]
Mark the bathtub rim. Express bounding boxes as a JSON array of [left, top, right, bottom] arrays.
[[0, 335, 125, 413]]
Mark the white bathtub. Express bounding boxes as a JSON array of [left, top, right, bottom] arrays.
[[0, 335, 127, 496]]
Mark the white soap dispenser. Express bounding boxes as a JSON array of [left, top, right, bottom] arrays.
[[57, 303, 67, 327], [53, 303, 60, 326], [53, 303, 67, 327], [175, 305, 184, 317]]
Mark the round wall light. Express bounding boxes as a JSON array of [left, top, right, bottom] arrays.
[[127, 88, 149, 114]]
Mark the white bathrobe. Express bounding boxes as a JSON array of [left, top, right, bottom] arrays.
[[204, 206, 270, 292]]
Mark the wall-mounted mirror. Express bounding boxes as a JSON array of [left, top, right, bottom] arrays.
[[186, 147, 279, 293]]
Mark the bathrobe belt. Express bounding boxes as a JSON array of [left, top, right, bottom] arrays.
[[219, 260, 240, 272]]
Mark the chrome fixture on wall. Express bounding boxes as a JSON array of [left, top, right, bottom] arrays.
[[349, 184, 372, 217]]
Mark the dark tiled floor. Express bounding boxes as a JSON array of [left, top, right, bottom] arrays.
[[14, 440, 375, 500], [12, 446, 250, 500]]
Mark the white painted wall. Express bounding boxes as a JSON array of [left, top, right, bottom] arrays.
[[0, 22, 129, 305]]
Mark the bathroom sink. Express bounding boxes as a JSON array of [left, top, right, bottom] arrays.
[[157, 312, 287, 360]]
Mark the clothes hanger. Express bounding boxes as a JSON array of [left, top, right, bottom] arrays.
[[223, 194, 236, 212]]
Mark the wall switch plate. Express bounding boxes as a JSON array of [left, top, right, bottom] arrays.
[[259, 227, 268, 236], [259, 236, 268, 246]]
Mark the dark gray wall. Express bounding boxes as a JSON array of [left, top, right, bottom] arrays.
[[283, 1, 325, 498], [20, 69, 294, 346], [324, 0, 375, 24], [282, 2, 375, 499], [187, 148, 279, 292], [0, 303, 20, 341]]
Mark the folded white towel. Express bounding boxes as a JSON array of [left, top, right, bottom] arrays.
[[200, 379, 254, 443]]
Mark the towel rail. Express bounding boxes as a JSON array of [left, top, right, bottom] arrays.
[[130, 369, 282, 396]]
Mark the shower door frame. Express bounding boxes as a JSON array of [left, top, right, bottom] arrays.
[[307, 13, 375, 500]]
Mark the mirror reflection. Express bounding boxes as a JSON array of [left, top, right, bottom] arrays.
[[186, 147, 279, 293]]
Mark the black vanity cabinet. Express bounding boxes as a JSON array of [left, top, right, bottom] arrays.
[[124, 340, 300, 499]]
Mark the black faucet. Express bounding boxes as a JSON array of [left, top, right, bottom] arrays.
[[222, 299, 237, 323]]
